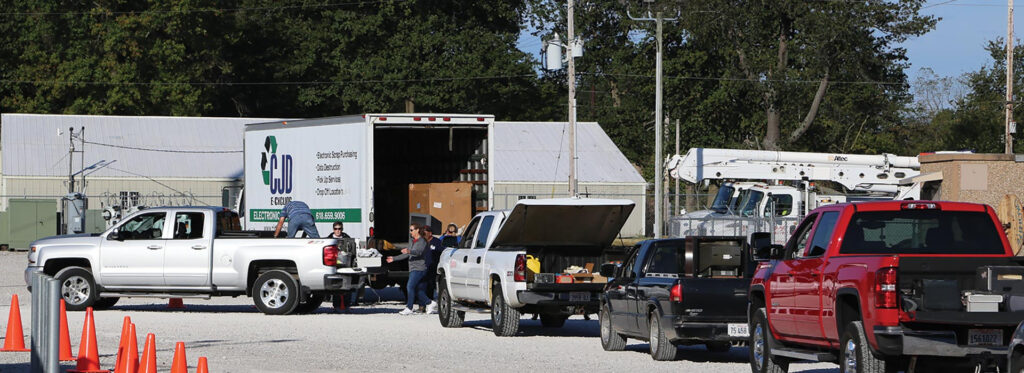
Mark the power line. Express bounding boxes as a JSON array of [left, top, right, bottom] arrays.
[[580, 71, 906, 86], [0, 0, 405, 17], [83, 140, 241, 154], [0, 74, 537, 87], [107, 166, 212, 206]]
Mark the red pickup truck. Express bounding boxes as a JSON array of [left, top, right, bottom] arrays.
[[748, 201, 1024, 373]]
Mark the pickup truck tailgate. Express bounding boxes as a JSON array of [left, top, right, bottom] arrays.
[[673, 277, 750, 321]]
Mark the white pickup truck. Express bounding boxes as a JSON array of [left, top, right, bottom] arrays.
[[436, 198, 635, 336], [24, 206, 373, 315]]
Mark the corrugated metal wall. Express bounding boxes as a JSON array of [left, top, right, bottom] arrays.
[[492, 182, 646, 237]]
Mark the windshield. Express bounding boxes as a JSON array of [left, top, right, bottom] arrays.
[[710, 185, 736, 213], [738, 190, 764, 217], [730, 189, 749, 214], [839, 210, 1005, 255]]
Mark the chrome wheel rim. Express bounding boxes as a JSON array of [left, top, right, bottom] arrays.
[[259, 278, 290, 309], [440, 289, 450, 317], [493, 295, 503, 323], [600, 309, 611, 343], [650, 318, 659, 353], [844, 339, 857, 372], [61, 275, 89, 305], [753, 324, 765, 370]]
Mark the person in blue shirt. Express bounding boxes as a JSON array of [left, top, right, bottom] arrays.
[[440, 223, 461, 248], [423, 226, 444, 304], [273, 201, 320, 238]]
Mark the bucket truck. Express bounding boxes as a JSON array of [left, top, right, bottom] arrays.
[[665, 148, 922, 243]]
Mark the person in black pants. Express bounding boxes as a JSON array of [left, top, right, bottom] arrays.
[[423, 226, 444, 308]]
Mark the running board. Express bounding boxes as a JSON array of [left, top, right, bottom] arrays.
[[771, 347, 837, 362], [452, 304, 491, 314], [101, 293, 212, 300]]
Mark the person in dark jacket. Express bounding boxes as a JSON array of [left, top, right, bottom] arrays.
[[440, 223, 460, 248], [387, 224, 436, 315], [423, 226, 444, 305]]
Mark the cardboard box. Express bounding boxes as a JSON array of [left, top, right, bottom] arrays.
[[408, 182, 474, 232]]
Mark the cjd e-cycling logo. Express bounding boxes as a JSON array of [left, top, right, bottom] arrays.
[[260, 136, 293, 195]]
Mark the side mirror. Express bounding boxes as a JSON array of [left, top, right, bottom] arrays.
[[750, 232, 771, 260], [107, 229, 122, 241], [599, 263, 617, 278]]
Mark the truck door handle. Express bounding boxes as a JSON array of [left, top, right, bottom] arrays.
[[476, 257, 481, 264], [191, 245, 207, 250], [463, 256, 468, 263], [147, 245, 162, 250]]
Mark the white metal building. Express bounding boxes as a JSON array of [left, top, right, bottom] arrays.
[[0, 114, 647, 247], [492, 121, 647, 237]]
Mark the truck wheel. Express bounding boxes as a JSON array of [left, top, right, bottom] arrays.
[[649, 312, 678, 361], [1011, 351, 1024, 373], [438, 282, 464, 328], [55, 266, 98, 311], [750, 308, 789, 373], [600, 305, 627, 351], [539, 313, 568, 328], [294, 293, 326, 314], [840, 321, 888, 373], [92, 297, 120, 310], [706, 342, 731, 353], [252, 270, 300, 315], [490, 285, 520, 336]]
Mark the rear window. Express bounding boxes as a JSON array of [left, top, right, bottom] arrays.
[[839, 210, 1005, 255]]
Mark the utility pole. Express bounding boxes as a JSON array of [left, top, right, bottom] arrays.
[[568, 0, 578, 196], [1008, 0, 1016, 154], [628, 6, 677, 237], [67, 127, 75, 196], [674, 118, 679, 215]]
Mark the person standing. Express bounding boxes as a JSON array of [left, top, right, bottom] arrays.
[[273, 200, 319, 238], [328, 222, 362, 310], [387, 224, 436, 315], [423, 226, 444, 305]]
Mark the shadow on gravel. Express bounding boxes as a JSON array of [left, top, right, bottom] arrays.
[[107, 304, 260, 313], [461, 319, 601, 338]]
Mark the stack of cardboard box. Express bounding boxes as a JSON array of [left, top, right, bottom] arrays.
[[408, 182, 474, 232]]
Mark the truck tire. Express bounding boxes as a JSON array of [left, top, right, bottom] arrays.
[[252, 270, 300, 315], [1011, 350, 1024, 373], [438, 282, 464, 328], [490, 285, 520, 337], [649, 312, 678, 361], [92, 297, 120, 310], [600, 305, 627, 351], [840, 321, 889, 373], [55, 266, 98, 311], [539, 313, 568, 328], [294, 293, 326, 314], [750, 308, 789, 373]]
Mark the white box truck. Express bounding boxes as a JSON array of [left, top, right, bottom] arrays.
[[242, 114, 495, 287]]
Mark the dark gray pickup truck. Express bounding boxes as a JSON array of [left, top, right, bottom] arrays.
[[598, 236, 754, 360]]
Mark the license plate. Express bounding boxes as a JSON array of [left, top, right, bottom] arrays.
[[968, 329, 1003, 346], [728, 323, 749, 337], [569, 292, 590, 302]]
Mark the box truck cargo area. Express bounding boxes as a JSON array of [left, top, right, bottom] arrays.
[[242, 114, 494, 245]]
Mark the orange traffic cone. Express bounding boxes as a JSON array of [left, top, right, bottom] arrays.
[[1, 294, 29, 352], [168, 298, 185, 309], [117, 323, 139, 373], [59, 299, 75, 361], [170, 342, 187, 373], [68, 307, 110, 373], [114, 316, 132, 373], [196, 357, 209, 373], [138, 334, 157, 373]]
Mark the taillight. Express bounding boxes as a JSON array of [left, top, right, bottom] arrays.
[[670, 284, 683, 302], [323, 245, 339, 266], [368, 227, 374, 238], [875, 267, 898, 309], [514, 254, 526, 282]]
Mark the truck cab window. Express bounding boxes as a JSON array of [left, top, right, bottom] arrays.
[[174, 212, 205, 240], [475, 216, 495, 249], [459, 217, 480, 249], [785, 214, 817, 260], [645, 243, 681, 274], [768, 194, 793, 217], [738, 190, 764, 217], [621, 249, 639, 279], [119, 213, 167, 240], [804, 211, 839, 257], [216, 211, 241, 232]]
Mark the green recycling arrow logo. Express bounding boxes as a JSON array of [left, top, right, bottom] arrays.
[[261, 136, 277, 185]]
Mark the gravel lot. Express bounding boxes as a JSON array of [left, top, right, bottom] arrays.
[[0, 251, 837, 372]]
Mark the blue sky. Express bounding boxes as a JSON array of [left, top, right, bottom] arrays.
[[905, 0, 1013, 81], [517, 1, 1015, 83]]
